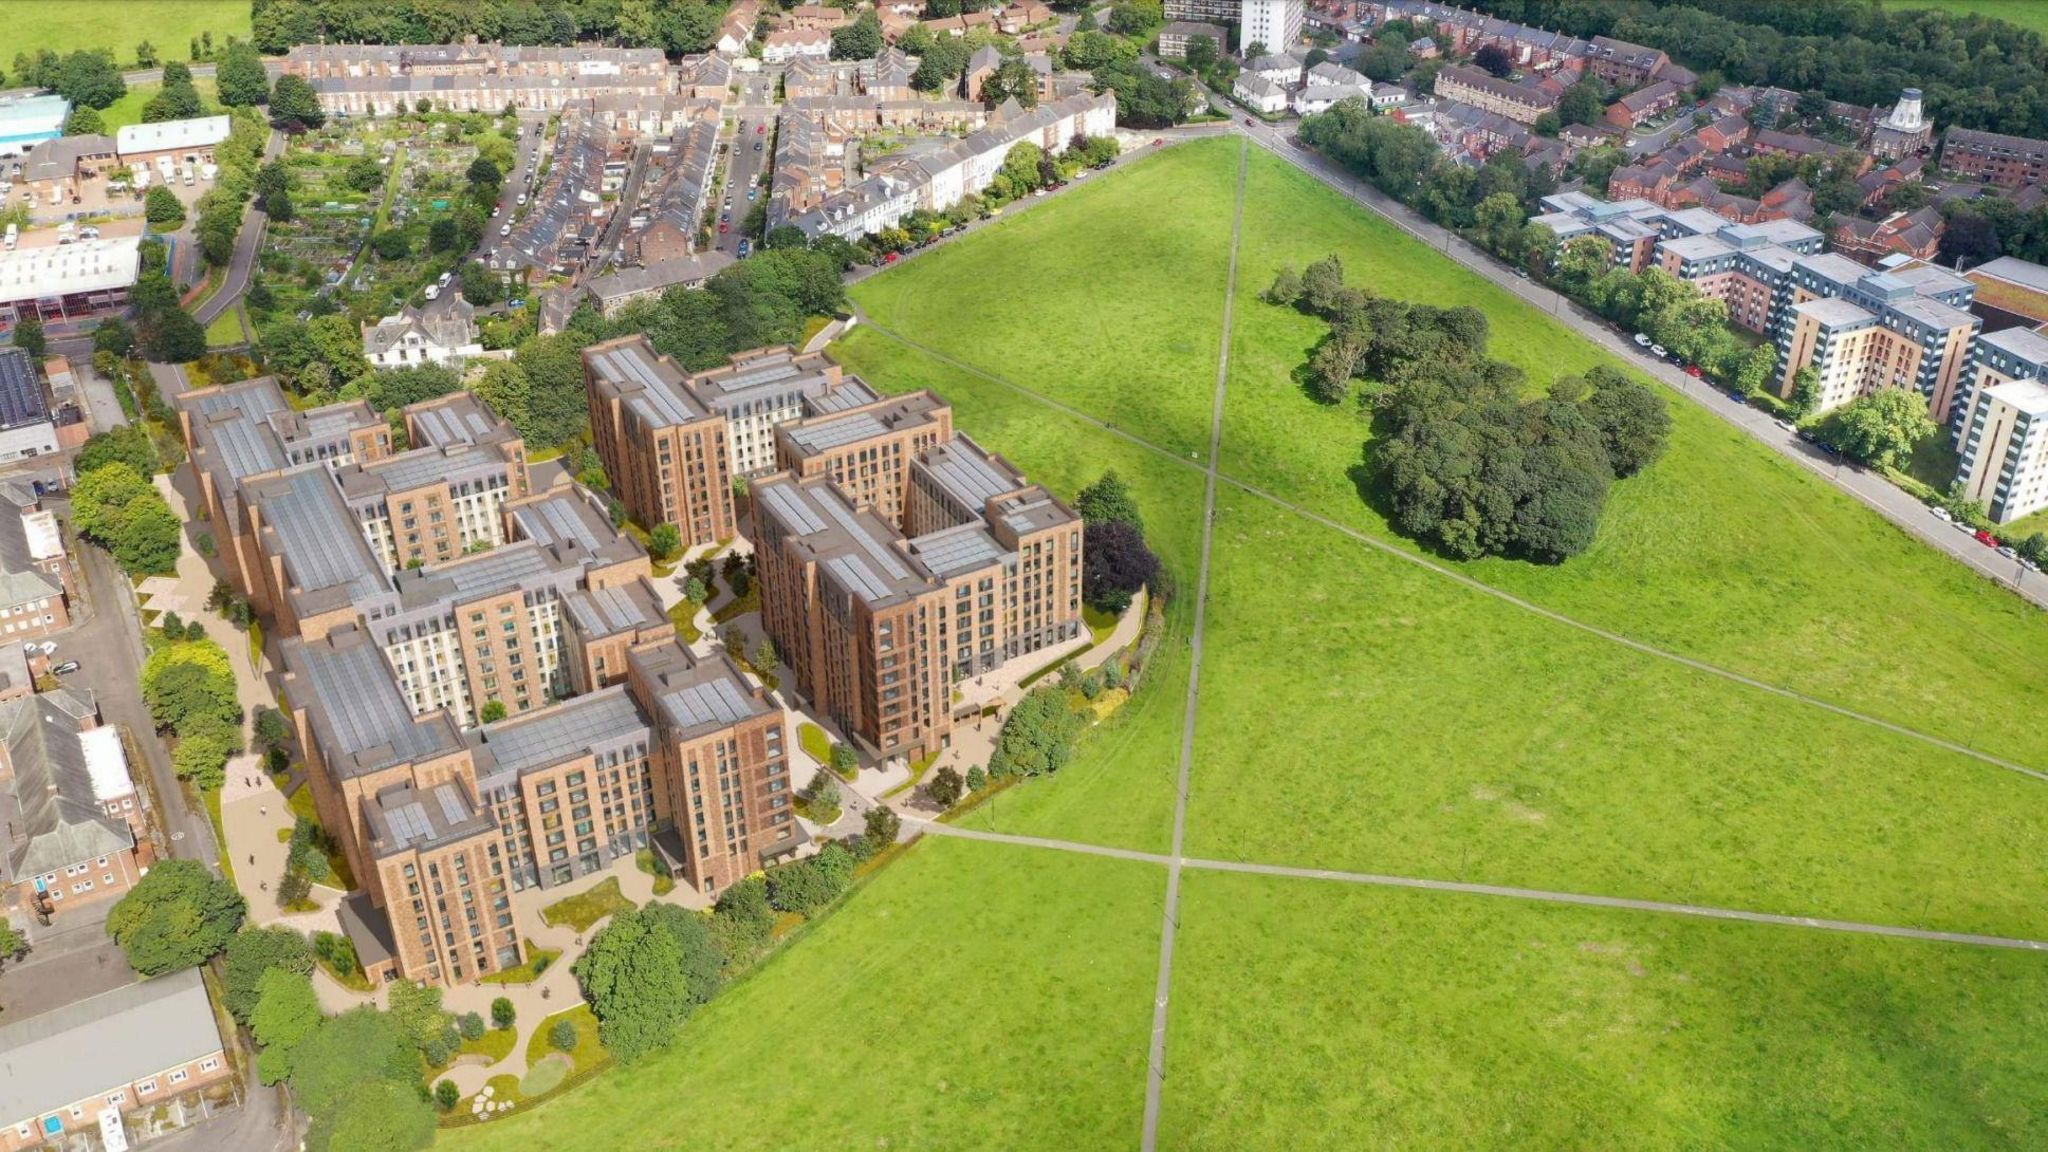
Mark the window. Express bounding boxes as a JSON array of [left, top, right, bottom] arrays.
[[169, 1069, 188, 1084], [200, 1057, 219, 1073]]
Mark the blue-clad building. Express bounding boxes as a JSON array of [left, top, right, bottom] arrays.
[[0, 93, 69, 158]]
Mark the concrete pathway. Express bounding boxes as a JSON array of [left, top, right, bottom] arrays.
[[1142, 137, 1244, 1152], [913, 819, 2048, 953]]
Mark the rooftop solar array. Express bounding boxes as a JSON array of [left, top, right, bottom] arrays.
[[479, 688, 647, 775], [411, 403, 496, 447], [295, 635, 449, 774], [385, 801, 433, 844], [515, 493, 607, 554], [920, 437, 1014, 510], [437, 543, 554, 599], [908, 524, 1006, 578], [824, 554, 894, 602], [785, 411, 888, 453], [434, 784, 471, 828], [662, 674, 762, 732], [362, 442, 492, 493], [211, 412, 283, 480], [261, 468, 387, 601], [591, 342, 704, 428], [565, 582, 656, 635], [816, 490, 911, 582], [758, 481, 827, 536], [710, 358, 802, 394], [803, 378, 879, 415]]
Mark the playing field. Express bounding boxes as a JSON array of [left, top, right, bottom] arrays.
[[9, 1, 249, 68], [439, 836, 1163, 1152], [1878, 0, 2048, 36], [434, 136, 2048, 1147]]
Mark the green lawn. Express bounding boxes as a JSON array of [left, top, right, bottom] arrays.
[[479, 943, 559, 986], [99, 77, 220, 133], [1877, 0, 2048, 35], [1162, 870, 2048, 1150], [538, 878, 633, 932], [852, 136, 2048, 777], [439, 836, 1163, 1151], [1187, 486, 2048, 939], [11, 1, 250, 67], [203, 304, 244, 348]]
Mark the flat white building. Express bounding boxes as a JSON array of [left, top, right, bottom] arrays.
[[1238, 0, 1303, 57], [1954, 328, 2048, 524], [115, 115, 231, 164]]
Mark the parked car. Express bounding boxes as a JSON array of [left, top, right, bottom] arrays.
[[884, 252, 899, 263], [1976, 529, 2000, 547], [50, 661, 78, 676], [1684, 365, 1703, 378], [1244, 117, 1256, 126], [718, 223, 729, 233], [757, 123, 767, 134], [754, 141, 762, 152], [1632, 332, 1651, 346], [500, 223, 512, 236], [1649, 344, 1667, 358], [1727, 391, 1745, 403], [1999, 545, 2019, 560], [1932, 506, 1953, 522], [1152, 138, 1164, 147]]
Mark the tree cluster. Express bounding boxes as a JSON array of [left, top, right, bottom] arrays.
[[1469, 0, 2048, 142], [987, 686, 1085, 778], [1270, 256, 1669, 563], [71, 462, 182, 577], [10, 49, 125, 109], [141, 634, 243, 789], [106, 860, 245, 976], [575, 902, 727, 1063], [1296, 100, 1554, 239]]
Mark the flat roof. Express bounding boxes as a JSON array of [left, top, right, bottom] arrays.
[[0, 970, 221, 1129], [1986, 376, 2048, 417], [116, 114, 231, 157], [1796, 297, 1876, 327], [0, 236, 140, 305], [472, 686, 649, 778]]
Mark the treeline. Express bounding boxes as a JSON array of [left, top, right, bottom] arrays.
[[1266, 255, 1670, 563], [253, 243, 847, 453], [1297, 100, 1555, 236], [251, 0, 732, 55], [1470, 0, 2048, 142]]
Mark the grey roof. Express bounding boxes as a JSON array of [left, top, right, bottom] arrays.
[[907, 522, 1008, 578], [0, 690, 126, 882], [627, 641, 770, 738], [584, 252, 735, 304], [755, 474, 932, 607], [917, 434, 1018, 511], [251, 466, 389, 606], [563, 578, 663, 638], [803, 377, 879, 414], [284, 626, 461, 778], [511, 488, 618, 558], [661, 669, 764, 732], [395, 540, 562, 609], [1981, 325, 2048, 370], [1796, 297, 1876, 327], [471, 686, 648, 777], [366, 780, 493, 856], [585, 338, 710, 428], [0, 348, 50, 433], [1973, 256, 2048, 295], [0, 970, 222, 1128], [784, 410, 888, 453], [409, 395, 502, 448]]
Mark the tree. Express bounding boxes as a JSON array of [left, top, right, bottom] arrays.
[[93, 317, 134, 357], [1832, 388, 1936, 469], [988, 687, 1083, 777], [107, 859, 245, 975], [56, 51, 125, 109], [387, 978, 454, 1058], [1733, 343, 1779, 398], [981, 58, 1040, 110], [251, 968, 321, 1084], [648, 523, 681, 560], [831, 11, 884, 60], [434, 1079, 461, 1113], [142, 74, 204, 122], [370, 229, 410, 260], [492, 997, 516, 1030], [135, 40, 159, 67], [640, 902, 726, 1006], [1185, 35, 1219, 75], [927, 765, 965, 807], [1939, 210, 2002, 269], [140, 637, 239, 733], [966, 765, 988, 792], [1083, 519, 1158, 615], [1578, 367, 1672, 478], [0, 918, 26, 968], [11, 316, 44, 360], [217, 42, 268, 106], [72, 462, 183, 577], [479, 699, 507, 724], [144, 185, 186, 226], [62, 105, 104, 135], [765, 843, 855, 915], [1788, 365, 1821, 418], [255, 705, 292, 751], [1557, 79, 1606, 126], [863, 805, 901, 850], [304, 1079, 435, 1152], [829, 741, 858, 779], [1474, 44, 1514, 78], [575, 909, 694, 1063], [222, 925, 314, 1023], [270, 74, 325, 129]]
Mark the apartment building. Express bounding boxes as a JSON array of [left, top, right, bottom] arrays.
[[0, 971, 229, 1152], [754, 427, 1082, 760], [1530, 191, 1671, 272], [583, 336, 737, 549], [1583, 34, 1668, 88], [0, 481, 73, 644], [279, 41, 671, 115], [1952, 328, 2048, 523], [1166, 0, 1241, 27], [1432, 64, 1560, 125], [681, 346, 880, 477], [335, 394, 530, 576], [1647, 215, 1825, 335], [1940, 125, 2048, 189], [1777, 255, 1979, 418], [0, 690, 145, 924], [1159, 20, 1230, 58], [773, 392, 954, 526], [1606, 79, 1681, 129], [1240, 0, 1303, 54]]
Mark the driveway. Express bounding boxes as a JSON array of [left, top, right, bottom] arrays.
[[1231, 119, 2048, 610]]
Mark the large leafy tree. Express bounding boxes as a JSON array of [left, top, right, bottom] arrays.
[[304, 1077, 434, 1152], [1075, 470, 1143, 533], [1082, 519, 1158, 615], [71, 462, 182, 576], [1832, 388, 1937, 470], [575, 908, 693, 1063], [222, 926, 314, 1023], [56, 51, 125, 109], [830, 11, 884, 60], [217, 42, 269, 106], [106, 859, 246, 976], [987, 686, 1084, 777], [251, 968, 321, 1084], [289, 1006, 418, 1119], [269, 73, 325, 129], [141, 638, 239, 733]]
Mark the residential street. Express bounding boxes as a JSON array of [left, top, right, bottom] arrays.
[[194, 131, 286, 328], [1232, 119, 2048, 611]]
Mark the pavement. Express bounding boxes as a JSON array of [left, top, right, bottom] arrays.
[[1230, 117, 2048, 611]]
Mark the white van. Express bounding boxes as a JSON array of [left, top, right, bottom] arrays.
[[3, 224, 15, 251], [499, 223, 511, 237], [437, 271, 453, 287], [56, 222, 74, 244], [423, 284, 441, 301]]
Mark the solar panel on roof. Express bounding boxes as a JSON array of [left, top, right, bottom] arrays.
[[716, 361, 802, 392], [760, 483, 827, 536], [389, 802, 432, 844], [663, 676, 758, 730], [787, 412, 888, 452], [434, 785, 470, 828], [816, 492, 910, 581], [826, 554, 894, 602]]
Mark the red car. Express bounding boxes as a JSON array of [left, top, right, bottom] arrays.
[[884, 252, 899, 263], [1244, 117, 1256, 126], [1684, 365, 1702, 378], [1976, 529, 2000, 547], [1152, 137, 1163, 146], [756, 124, 766, 134], [718, 223, 730, 233]]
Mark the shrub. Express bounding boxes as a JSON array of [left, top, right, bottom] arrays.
[[434, 1079, 461, 1112], [927, 765, 965, 808], [458, 1012, 486, 1041], [492, 997, 516, 1030], [549, 1018, 578, 1052]]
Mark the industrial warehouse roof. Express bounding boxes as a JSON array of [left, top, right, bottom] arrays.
[[0, 236, 140, 307], [115, 114, 230, 157], [0, 970, 222, 1130], [0, 347, 50, 433]]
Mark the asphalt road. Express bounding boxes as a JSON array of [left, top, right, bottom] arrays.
[[193, 130, 285, 328], [1232, 118, 2048, 611], [479, 112, 550, 261], [1140, 137, 1245, 1152], [716, 114, 771, 257]]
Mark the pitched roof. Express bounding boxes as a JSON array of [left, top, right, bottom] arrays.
[[0, 970, 222, 1128]]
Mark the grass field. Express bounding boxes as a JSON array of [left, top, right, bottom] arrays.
[[98, 77, 221, 132], [439, 836, 1163, 1152], [1878, 0, 2048, 35], [11, 1, 249, 68], [851, 136, 2048, 778], [1162, 872, 2048, 1149]]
